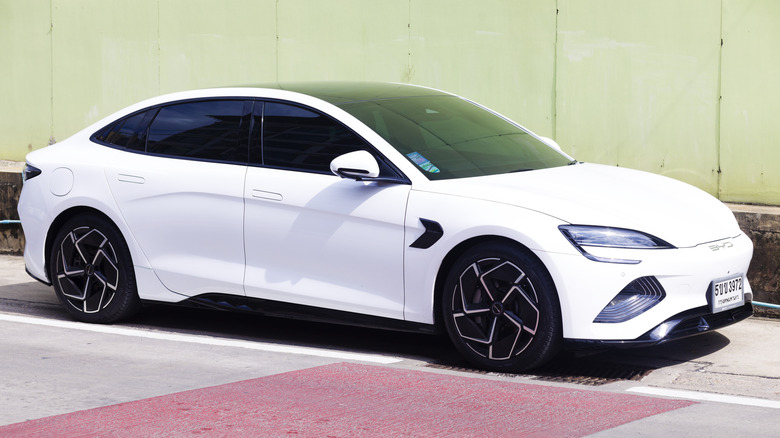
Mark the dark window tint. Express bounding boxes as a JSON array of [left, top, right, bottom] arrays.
[[339, 96, 573, 180], [147, 100, 247, 162], [96, 110, 153, 151], [260, 102, 368, 173]]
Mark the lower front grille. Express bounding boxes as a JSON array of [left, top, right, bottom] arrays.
[[565, 302, 754, 349], [594, 276, 666, 323], [655, 302, 753, 341]]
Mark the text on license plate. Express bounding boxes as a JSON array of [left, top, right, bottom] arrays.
[[711, 275, 744, 313]]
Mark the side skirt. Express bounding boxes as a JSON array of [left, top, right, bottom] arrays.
[[152, 293, 439, 335]]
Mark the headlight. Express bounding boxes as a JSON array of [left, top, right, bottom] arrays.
[[559, 225, 675, 264]]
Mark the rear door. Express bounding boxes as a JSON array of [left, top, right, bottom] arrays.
[[105, 99, 252, 296]]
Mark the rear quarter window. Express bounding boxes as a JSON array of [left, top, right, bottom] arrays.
[[93, 109, 155, 151]]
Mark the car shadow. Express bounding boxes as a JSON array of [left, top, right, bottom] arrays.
[[0, 280, 735, 382], [583, 330, 732, 367], [129, 303, 461, 362], [128, 302, 735, 382]]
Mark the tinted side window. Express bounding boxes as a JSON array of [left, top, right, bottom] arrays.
[[147, 100, 248, 162], [95, 110, 154, 151], [260, 102, 368, 173]]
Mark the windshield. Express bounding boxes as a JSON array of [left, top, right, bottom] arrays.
[[338, 95, 573, 180]]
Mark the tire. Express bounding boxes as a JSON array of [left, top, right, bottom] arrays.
[[48, 214, 141, 323], [442, 242, 562, 372]]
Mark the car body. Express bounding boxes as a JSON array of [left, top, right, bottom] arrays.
[[18, 82, 753, 371]]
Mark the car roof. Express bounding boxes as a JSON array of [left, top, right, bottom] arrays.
[[242, 81, 453, 105]]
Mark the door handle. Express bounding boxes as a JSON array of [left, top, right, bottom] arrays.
[[251, 189, 283, 201], [117, 174, 145, 184]]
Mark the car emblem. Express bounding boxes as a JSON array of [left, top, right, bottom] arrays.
[[709, 242, 734, 251], [490, 302, 505, 316]]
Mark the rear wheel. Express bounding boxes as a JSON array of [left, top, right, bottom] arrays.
[[442, 242, 562, 372], [49, 214, 140, 323]]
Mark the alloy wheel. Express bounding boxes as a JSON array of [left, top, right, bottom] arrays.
[[54, 226, 120, 314], [450, 257, 541, 361]]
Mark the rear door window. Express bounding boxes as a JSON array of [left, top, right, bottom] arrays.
[[147, 100, 250, 163]]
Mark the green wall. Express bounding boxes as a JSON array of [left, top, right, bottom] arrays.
[[1, 0, 778, 204], [720, 0, 780, 204]]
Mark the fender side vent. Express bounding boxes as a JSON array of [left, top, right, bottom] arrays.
[[410, 219, 444, 249]]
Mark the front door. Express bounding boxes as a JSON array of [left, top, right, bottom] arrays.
[[242, 101, 410, 319]]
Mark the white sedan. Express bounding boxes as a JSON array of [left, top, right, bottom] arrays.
[[18, 83, 753, 371]]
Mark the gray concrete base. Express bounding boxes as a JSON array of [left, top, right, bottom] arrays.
[[729, 204, 780, 317], [0, 171, 24, 256]]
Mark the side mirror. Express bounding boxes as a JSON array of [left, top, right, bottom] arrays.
[[330, 150, 380, 180], [540, 136, 563, 152]]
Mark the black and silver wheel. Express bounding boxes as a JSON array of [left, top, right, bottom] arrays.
[[49, 214, 140, 323], [442, 242, 562, 372]]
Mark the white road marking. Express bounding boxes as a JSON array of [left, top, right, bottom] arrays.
[[628, 387, 780, 409], [0, 312, 403, 364]]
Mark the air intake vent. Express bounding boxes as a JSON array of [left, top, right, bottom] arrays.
[[594, 276, 666, 323]]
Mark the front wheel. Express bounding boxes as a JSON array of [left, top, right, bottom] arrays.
[[442, 243, 562, 372], [49, 214, 141, 323]]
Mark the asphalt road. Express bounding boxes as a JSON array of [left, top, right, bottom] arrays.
[[0, 255, 778, 436]]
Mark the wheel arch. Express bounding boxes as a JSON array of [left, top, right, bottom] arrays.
[[44, 207, 127, 282], [432, 234, 560, 332]]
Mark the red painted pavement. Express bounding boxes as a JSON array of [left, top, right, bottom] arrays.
[[1, 362, 694, 437]]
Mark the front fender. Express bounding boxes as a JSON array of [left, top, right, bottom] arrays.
[[402, 189, 571, 324]]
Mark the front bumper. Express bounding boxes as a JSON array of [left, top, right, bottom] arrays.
[[542, 232, 754, 341], [564, 302, 753, 349]]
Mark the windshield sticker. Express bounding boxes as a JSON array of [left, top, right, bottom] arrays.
[[407, 152, 440, 174]]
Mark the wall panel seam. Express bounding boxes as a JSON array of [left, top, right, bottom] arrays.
[[716, 0, 724, 199]]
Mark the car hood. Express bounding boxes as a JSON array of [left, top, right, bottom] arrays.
[[418, 163, 741, 248]]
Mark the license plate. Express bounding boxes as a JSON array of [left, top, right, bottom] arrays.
[[710, 275, 744, 313]]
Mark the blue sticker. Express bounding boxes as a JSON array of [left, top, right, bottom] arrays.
[[407, 152, 440, 173]]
